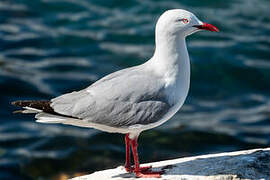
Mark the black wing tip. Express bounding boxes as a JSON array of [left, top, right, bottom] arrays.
[[11, 100, 26, 114], [11, 100, 49, 108], [11, 100, 29, 107], [11, 100, 55, 113], [11, 100, 76, 118], [11, 100, 21, 107]]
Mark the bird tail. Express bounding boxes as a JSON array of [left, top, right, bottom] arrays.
[[34, 112, 84, 125]]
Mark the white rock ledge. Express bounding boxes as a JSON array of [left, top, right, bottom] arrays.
[[71, 148, 270, 180]]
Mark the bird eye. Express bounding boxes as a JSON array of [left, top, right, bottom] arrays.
[[182, 18, 189, 24]]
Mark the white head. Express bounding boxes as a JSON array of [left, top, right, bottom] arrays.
[[155, 9, 219, 39]]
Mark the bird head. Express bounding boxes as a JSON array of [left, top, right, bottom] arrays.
[[156, 9, 219, 38]]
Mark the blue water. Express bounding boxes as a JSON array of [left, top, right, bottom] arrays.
[[1, 0, 270, 179]]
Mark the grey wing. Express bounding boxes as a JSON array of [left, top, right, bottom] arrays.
[[51, 66, 171, 127]]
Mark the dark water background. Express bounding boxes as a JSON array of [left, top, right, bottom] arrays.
[[1, 0, 270, 179]]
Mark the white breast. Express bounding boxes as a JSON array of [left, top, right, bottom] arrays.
[[128, 41, 191, 131]]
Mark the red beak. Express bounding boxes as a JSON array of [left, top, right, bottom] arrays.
[[193, 23, 219, 32]]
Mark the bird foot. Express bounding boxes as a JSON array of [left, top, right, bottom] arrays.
[[125, 165, 164, 177], [135, 169, 164, 178], [125, 165, 152, 173]]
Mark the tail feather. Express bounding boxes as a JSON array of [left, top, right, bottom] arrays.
[[35, 112, 67, 123], [35, 112, 84, 127]]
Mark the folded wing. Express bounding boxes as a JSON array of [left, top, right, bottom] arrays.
[[51, 66, 171, 128]]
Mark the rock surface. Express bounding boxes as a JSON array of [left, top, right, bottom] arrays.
[[71, 148, 270, 180]]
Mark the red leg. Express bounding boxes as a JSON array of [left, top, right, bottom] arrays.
[[130, 136, 163, 178], [124, 134, 152, 173], [125, 134, 151, 172], [125, 134, 131, 172]]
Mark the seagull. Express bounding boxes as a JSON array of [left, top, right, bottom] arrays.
[[12, 9, 219, 178]]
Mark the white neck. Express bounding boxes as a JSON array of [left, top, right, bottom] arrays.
[[148, 30, 190, 79], [146, 32, 190, 105]]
